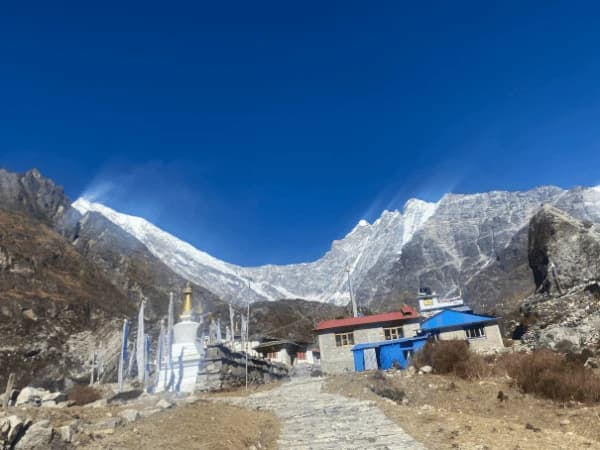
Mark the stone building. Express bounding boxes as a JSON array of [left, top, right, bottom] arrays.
[[254, 339, 305, 367], [419, 309, 504, 353], [315, 306, 420, 373]]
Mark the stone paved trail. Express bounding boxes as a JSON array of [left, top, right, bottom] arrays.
[[218, 377, 425, 450]]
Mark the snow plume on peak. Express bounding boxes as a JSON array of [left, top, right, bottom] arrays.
[[73, 198, 239, 278]]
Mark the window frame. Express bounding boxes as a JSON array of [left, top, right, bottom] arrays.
[[383, 326, 404, 340], [334, 332, 355, 347], [465, 326, 486, 339]]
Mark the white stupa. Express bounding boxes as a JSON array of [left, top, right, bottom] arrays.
[[157, 282, 204, 393]]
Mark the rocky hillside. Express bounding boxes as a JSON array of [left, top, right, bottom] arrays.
[[0, 168, 70, 224], [0, 168, 228, 391], [519, 206, 600, 350], [248, 299, 348, 343], [67, 210, 226, 320], [0, 207, 133, 390]]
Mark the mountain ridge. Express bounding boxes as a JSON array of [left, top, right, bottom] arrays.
[[72, 184, 600, 311]]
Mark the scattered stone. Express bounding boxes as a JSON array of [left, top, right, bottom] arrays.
[[559, 419, 571, 426], [86, 417, 123, 432], [14, 420, 53, 450], [41, 391, 67, 404], [40, 401, 57, 408], [584, 357, 600, 369], [156, 399, 174, 410], [185, 396, 200, 405], [108, 389, 144, 404], [139, 408, 161, 418], [6, 415, 30, 445], [525, 423, 541, 432], [119, 409, 140, 424], [419, 365, 433, 374], [86, 398, 108, 408], [58, 424, 74, 443]]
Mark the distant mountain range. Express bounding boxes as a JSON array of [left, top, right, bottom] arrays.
[[73, 184, 600, 313], [2, 166, 600, 387]]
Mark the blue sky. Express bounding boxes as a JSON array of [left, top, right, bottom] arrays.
[[1, 1, 600, 265]]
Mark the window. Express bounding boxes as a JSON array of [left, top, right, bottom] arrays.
[[384, 327, 404, 340], [334, 332, 355, 347], [465, 326, 486, 339]]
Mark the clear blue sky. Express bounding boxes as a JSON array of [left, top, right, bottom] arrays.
[[2, 1, 600, 265]]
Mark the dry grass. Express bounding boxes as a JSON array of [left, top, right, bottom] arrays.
[[67, 384, 102, 406], [325, 372, 600, 450], [412, 340, 492, 379], [79, 400, 280, 450], [369, 371, 407, 403], [498, 349, 600, 403]]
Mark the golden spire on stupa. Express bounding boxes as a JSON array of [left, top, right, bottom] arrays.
[[181, 282, 193, 319]]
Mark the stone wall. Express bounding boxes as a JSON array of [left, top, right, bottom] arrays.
[[196, 344, 289, 391], [438, 324, 504, 353]]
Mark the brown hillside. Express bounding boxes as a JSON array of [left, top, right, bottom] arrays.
[[0, 209, 133, 390]]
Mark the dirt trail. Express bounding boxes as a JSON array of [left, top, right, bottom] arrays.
[[218, 377, 424, 450]]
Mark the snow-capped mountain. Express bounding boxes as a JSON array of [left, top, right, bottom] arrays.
[[72, 197, 436, 306], [73, 185, 600, 309]]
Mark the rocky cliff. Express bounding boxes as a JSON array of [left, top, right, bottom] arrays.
[[519, 206, 600, 350], [0, 207, 133, 390], [0, 168, 70, 224]]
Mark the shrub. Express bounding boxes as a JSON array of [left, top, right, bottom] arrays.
[[500, 349, 600, 403], [368, 373, 406, 403], [412, 340, 491, 380], [68, 384, 102, 406]]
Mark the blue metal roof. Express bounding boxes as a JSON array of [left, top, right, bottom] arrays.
[[351, 335, 429, 352], [420, 309, 497, 331]]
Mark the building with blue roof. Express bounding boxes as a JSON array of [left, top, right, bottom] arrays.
[[351, 336, 429, 372], [419, 309, 504, 353]]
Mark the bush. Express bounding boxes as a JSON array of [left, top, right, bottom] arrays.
[[412, 340, 491, 380], [368, 372, 406, 403], [500, 349, 600, 403], [68, 384, 102, 406]]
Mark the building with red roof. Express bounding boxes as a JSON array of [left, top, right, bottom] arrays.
[[314, 305, 420, 373]]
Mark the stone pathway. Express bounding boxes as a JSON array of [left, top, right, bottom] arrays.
[[218, 377, 425, 450]]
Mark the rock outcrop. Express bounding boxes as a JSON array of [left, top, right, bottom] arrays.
[[528, 205, 600, 294], [0, 207, 132, 390], [0, 168, 70, 225], [519, 206, 600, 350]]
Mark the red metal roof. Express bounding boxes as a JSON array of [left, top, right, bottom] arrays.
[[314, 306, 419, 332]]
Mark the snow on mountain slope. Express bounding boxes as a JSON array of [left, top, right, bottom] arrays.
[[73, 185, 600, 309], [72, 197, 437, 305]]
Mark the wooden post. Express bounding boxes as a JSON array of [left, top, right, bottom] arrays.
[[3, 373, 15, 409]]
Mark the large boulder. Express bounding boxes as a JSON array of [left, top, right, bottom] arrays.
[[0, 415, 30, 448], [14, 420, 54, 450], [15, 387, 48, 407], [528, 205, 600, 294], [519, 206, 600, 350]]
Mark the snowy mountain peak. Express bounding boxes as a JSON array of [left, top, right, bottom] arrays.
[[403, 198, 436, 212], [71, 185, 596, 308]]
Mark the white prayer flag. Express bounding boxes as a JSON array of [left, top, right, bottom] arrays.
[[118, 319, 129, 393], [166, 293, 175, 390], [136, 301, 146, 384]]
